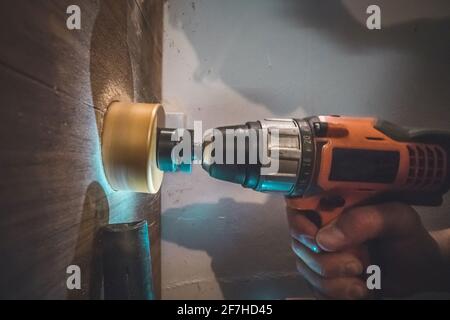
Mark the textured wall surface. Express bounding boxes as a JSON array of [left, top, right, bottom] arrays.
[[0, 0, 163, 299], [161, 0, 450, 299]]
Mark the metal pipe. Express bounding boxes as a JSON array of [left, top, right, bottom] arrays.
[[101, 220, 154, 300]]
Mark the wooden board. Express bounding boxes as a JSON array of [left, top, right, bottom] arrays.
[[0, 0, 163, 299]]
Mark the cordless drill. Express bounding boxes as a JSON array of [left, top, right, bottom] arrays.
[[157, 116, 450, 228]]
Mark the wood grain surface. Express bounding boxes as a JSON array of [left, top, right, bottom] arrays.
[[0, 0, 163, 299]]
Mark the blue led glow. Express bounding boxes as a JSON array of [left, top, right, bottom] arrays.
[[310, 244, 321, 253]]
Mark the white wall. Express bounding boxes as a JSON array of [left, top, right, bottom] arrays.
[[161, 0, 450, 299]]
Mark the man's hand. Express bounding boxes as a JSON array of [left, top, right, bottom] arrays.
[[288, 202, 449, 299]]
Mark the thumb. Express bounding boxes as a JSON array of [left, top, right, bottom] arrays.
[[316, 202, 422, 252]]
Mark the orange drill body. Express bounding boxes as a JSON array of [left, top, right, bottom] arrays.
[[287, 116, 449, 226]]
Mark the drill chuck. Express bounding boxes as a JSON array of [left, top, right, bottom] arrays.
[[202, 119, 305, 194]]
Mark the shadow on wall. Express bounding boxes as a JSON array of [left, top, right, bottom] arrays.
[[167, 0, 450, 123], [281, 0, 450, 55], [90, 0, 134, 133], [162, 198, 311, 299], [67, 182, 110, 300]]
